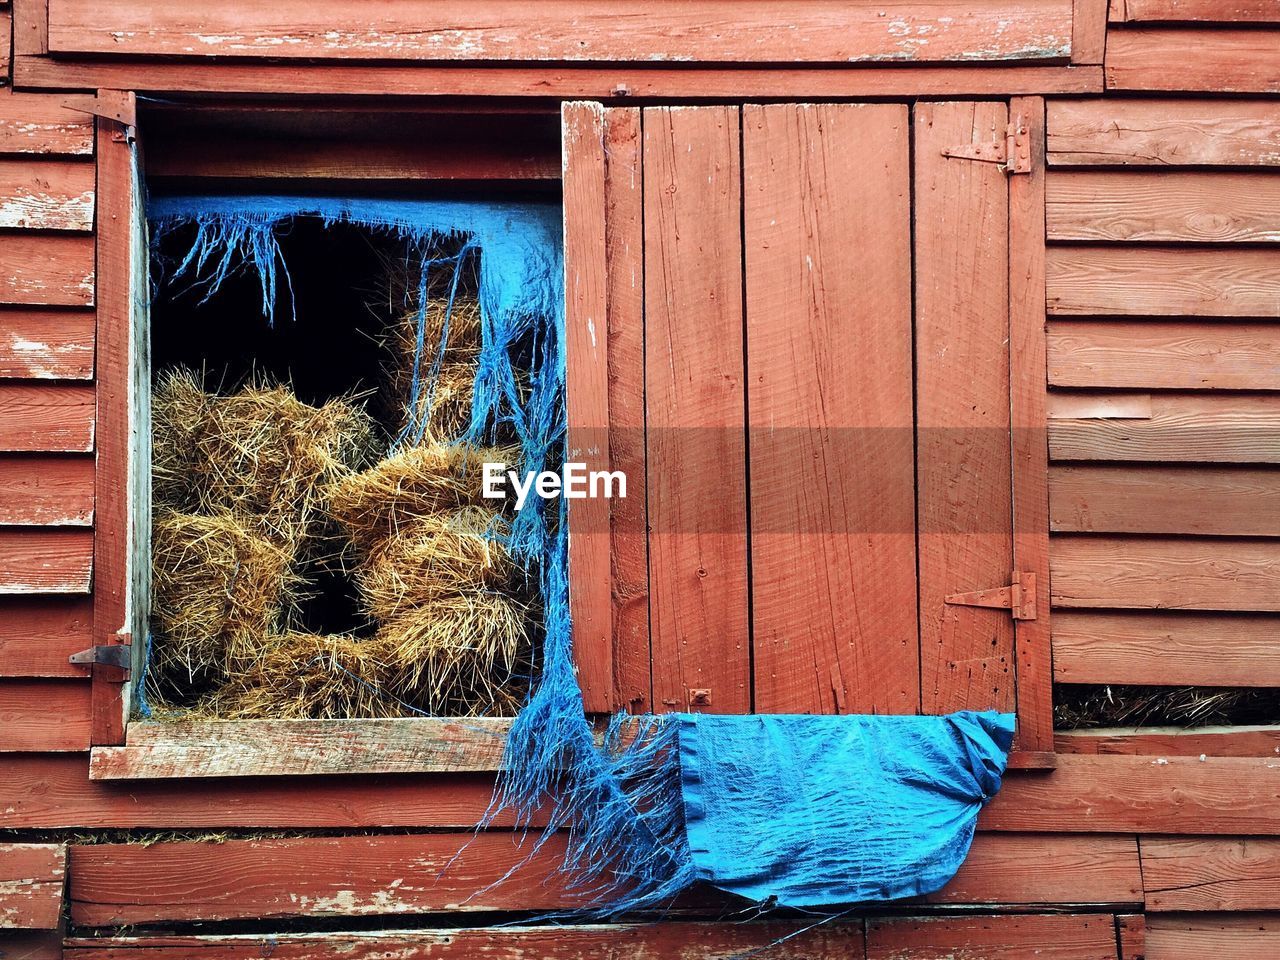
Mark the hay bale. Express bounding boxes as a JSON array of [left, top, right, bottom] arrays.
[[327, 441, 517, 548], [150, 509, 299, 694], [151, 368, 214, 512], [209, 632, 407, 720]]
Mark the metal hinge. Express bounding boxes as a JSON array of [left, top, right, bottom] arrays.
[[61, 93, 137, 128], [69, 641, 132, 675], [942, 121, 1031, 175], [945, 572, 1037, 620]]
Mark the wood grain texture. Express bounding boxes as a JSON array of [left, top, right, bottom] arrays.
[[1053, 610, 1280, 685], [983, 754, 1280, 834], [1048, 98, 1280, 167], [1050, 537, 1280, 611], [0, 308, 95, 379], [0, 233, 94, 306], [1070, 0, 1110, 63], [1048, 390, 1152, 420], [12, 55, 1104, 99], [0, 529, 93, 594], [1117, 0, 1280, 20], [0, 596, 94, 678], [0, 843, 66, 929], [1058, 724, 1280, 755], [0, 89, 91, 155], [0, 930, 62, 960], [602, 107, 650, 714], [914, 100, 1015, 716], [90, 719, 513, 779], [744, 102, 917, 715], [0, 679, 91, 751], [1117, 914, 1145, 960], [92, 98, 141, 747], [1106, 28, 1280, 93], [45, 0, 1076, 64], [927, 834, 1142, 905], [867, 914, 1119, 959], [63, 925, 864, 960], [0, 455, 93, 526], [1047, 247, 1280, 317], [561, 101, 613, 713], [1047, 171, 1280, 243], [1050, 465, 1280, 536], [65, 832, 1123, 926], [1144, 837, 1280, 911], [1048, 393, 1280, 463], [0, 157, 94, 230], [643, 106, 749, 714], [1147, 914, 1280, 960], [0, 384, 94, 453], [1048, 321, 1280, 391], [1009, 95, 1056, 755]]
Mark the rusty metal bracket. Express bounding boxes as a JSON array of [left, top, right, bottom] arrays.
[[942, 122, 1030, 175], [945, 571, 1037, 620], [69, 643, 133, 674], [61, 94, 137, 127]]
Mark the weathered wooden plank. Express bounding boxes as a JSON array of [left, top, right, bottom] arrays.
[[1048, 247, 1280, 317], [1053, 610, 1280, 685], [0, 529, 93, 594], [927, 834, 1142, 905], [92, 96, 141, 747], [644, 106, 749, 715], [1048, 390, 1152, 420], [1117, 0, 1280, 21], [65, 832, 1129, 926], [0, 158, 94, 230], [0, 455, 94, 526], [0, 930, 62, 960], [745, 102, 917, 715], [1144, 837, 1280, 911], [868, 914, 1118, 959], [914, 100, 1015, 716], [1058, 724, 1280, 755], [0, 233, 94, 306], [1009, 95, 1056, 755], [561, 101, 613, 714], [63, 925, 863, 959], [1106, 28, 1280, 93], [0, 679, 91, 751], [1051, 536, 1280, 611], [1048, 99, 1280, 167], [0, 89, 90, 156], [1048, 393, 1280, 463], [1070, 0, 1110, 63], [0, 308, 95, 379], [1048, 171, 1280, 243], [0, 384, 94, 453], [0, 596, 94, 678], [1050, 465, 1280, 536], [1048, 321, 1280, 391], [1117, 914, 1145, 960], [983, 754, 1280, 834], [46, 0, 1076, 64], [90, 719, 513, 779], [603, 107, 650, 715], [0, 843, 66, 929], [1147, 914, 1280, 960]]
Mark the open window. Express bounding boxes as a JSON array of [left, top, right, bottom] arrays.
[[86, 99, 565, 776]]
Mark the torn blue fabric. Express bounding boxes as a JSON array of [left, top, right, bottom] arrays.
[[148, 193, 1016, 919], [677, 711, 1015, 907]]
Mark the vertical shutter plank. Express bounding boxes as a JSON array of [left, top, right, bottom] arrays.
[[644, 106, 749, 714], [914, 101, 1016, 716], [744, 103, 918, 715]]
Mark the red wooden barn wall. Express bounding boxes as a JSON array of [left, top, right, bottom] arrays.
[[1, 2, 1279, 958]]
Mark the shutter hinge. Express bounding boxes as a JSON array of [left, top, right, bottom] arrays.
[[941, 121, 1031, 176], [69, 636, 133, 676], [945, 572, 1037, 620]]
